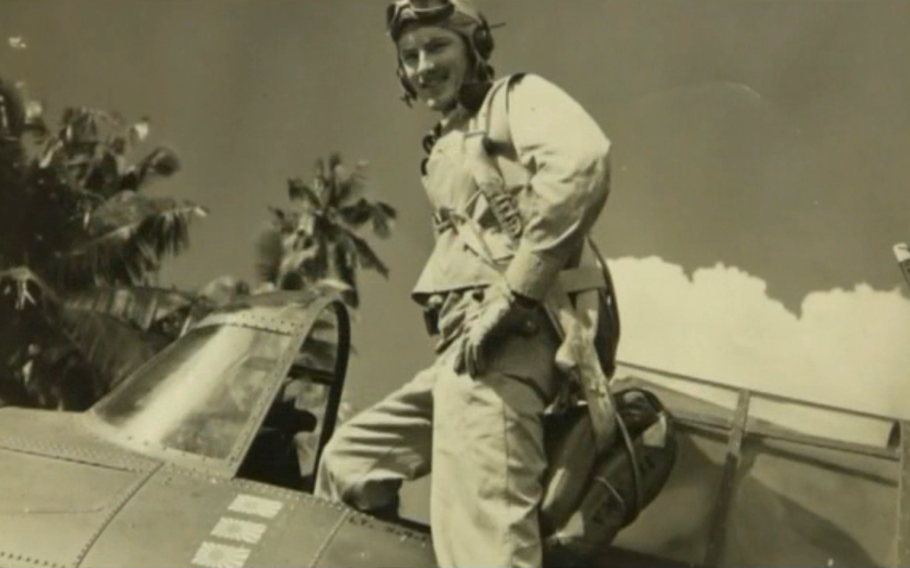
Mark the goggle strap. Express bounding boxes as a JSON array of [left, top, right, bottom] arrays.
[[387, 0, 457, 36]]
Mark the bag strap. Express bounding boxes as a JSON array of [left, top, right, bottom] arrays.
[[479, 74, 622, 379], [480, 73, 526, 154], [472, 78, 642, 514], [466, 76, 622, 453]]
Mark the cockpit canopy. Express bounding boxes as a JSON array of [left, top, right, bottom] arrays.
[[86, 289, 349, 479]]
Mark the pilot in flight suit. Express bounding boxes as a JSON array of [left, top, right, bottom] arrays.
[[315, 1, 613, 567]]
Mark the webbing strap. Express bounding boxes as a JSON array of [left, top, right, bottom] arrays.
[[466, 75, 619, 454]]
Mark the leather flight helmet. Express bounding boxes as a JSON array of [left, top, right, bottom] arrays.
[[386, 0, 497, 107]]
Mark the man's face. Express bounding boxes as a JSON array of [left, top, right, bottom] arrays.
[[397, 25, 471, 113]]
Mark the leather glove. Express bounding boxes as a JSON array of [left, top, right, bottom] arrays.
[[454, 281, 539, 378]]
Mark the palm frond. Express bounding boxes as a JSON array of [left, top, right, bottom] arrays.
[[329, 160, 369, 208], [371, 201, 397, 237], [197, 275, 250, 307], [0, 369, 30, 408], [376, 201, 397, 219], [0, 267, 158, 397], [325, 154, 347, 203], [254, 227, 284, 285], [339, 198, 397, 238], [268, 206, 299, 233], [327, 153, 343, 172], [119, 146, 181, 192], [23, 343, 99, 410], [279, 238, 329, 287], [40, 108, 118, 176], [55, 303, 158, 390], [0, 159, 29, 262], [337, 199, 372, 227], [65, 285, 197, 331], [21, 98, 49, 140], [0, 78, 26, 140], [138, 145, 180, 177], [287, 178, 322, 210], [262, 153, 393, 314], [311, 278, 353, 295], [313, 157, 326, 181], [83, 149, 126, 197], [337, 229, 390, 279], [0, 268, 58, 372], [54, 193, 207, 287], [0, 266, 59, 308]]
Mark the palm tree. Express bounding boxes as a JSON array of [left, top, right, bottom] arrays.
[[254, 153, 396, 309], [253, 154, 396, 435], [0, 77, 208, 409]]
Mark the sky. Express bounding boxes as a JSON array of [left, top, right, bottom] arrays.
[[2, 0, 910, 547]]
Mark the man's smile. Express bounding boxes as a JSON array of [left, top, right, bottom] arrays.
[[417, 74, 449, 90]]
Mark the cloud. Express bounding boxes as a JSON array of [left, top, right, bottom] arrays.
[[611, 256, 910, 445]]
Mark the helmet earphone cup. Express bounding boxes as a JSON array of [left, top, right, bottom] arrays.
[[472, 17, 495, 61]]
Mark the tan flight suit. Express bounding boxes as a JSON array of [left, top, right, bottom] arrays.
[[315, 73, 612, 568]]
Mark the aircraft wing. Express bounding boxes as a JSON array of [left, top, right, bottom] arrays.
[[607, 363, 908, 568]]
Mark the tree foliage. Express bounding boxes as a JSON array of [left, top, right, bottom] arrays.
[[0, 77, 207, 409], [255, 153, 396, 309]]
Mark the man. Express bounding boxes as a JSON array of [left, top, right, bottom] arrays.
[[315, 1, 614, 566]]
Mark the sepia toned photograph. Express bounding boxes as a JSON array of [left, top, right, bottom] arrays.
[[0, 1, 909, 567]]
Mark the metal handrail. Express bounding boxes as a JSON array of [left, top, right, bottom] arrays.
[[616, 359, 901, 424]]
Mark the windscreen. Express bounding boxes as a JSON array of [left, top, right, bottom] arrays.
[[92, 324, 293, 461]]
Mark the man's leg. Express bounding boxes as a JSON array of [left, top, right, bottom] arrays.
[[315, 367, 436, 514], [431, 364, 553, 568]]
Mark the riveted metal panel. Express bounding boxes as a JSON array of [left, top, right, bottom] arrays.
[[312, 512, 435, 568], [0, 448, 151, 568], [80, 466, 261, 568], [79, 467, 363, 568], [192, 290, 340, 336], [232, 481, 356, 568], [0, 551, 67, 568], [0, 410, 156, 473], [78, 462, 438, 568]]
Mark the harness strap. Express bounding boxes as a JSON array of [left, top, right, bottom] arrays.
[[472, 74, 647, 523], [434, 205, 604, 295], [464, 76, 621, 454]]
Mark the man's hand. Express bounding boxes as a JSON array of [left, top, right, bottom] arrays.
[[454, 282, 539, 377]]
